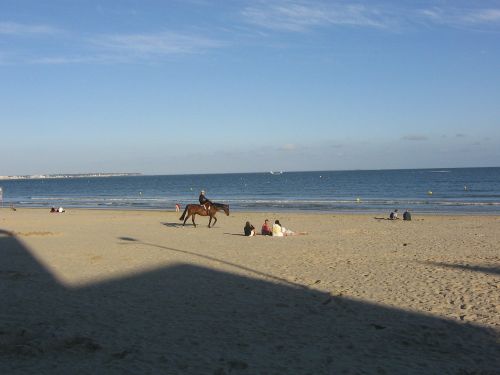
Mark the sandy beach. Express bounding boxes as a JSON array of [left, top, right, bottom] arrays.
[[1, 208, 499, 374]]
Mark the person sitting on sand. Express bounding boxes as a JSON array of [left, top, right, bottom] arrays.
[[261, 219, 272, 236], [244, 221, 256, 236], [389, 209, 399, 220], [403, 209, 412, 221], [272, 220, 306, 236], [50, 207, 57, 213], [272, 220, 284, 237]]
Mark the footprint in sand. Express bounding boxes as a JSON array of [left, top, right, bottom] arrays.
[[90, 255, 103, 263]]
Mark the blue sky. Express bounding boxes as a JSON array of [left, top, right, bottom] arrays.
[[1, 0, 499, 175]]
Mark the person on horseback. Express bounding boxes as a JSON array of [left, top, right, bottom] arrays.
[[199, 190, 212, 214]]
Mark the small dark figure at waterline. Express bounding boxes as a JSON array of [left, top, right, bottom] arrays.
[[403, 209, 412, 221]]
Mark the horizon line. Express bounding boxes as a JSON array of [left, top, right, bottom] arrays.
[[2, 166, 499, 180]]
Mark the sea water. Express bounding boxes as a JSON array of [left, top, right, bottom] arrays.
[[1, 168, 499, 214]]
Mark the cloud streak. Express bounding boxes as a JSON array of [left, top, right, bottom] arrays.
[[89, 32, 227, 58], [419, 7, 500, 28], [241, 1, 500, 33], [3, 3, 500, 65], [1, 23, 227, 65], [242, 1, 389, 32], [0, 21, 62, 36], [402, 135, 429, 141], [280, 143, 298, 151]]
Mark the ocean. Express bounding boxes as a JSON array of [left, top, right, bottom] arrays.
[[1, 168, 499, 214]]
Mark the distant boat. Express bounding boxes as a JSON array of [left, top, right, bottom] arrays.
[[270, 171, 283, 175]]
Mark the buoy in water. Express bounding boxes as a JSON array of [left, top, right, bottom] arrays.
[[356, 197, 361, 203], [427, 191, 433, 195]]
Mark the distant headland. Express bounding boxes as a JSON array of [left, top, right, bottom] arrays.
[[0, 173, 142, 180]]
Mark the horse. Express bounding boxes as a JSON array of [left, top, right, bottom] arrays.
[[179, 202, 230, 228]]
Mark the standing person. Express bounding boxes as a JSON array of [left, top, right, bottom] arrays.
[[199, 190, 212, 213], [261, 219, 272, 236]]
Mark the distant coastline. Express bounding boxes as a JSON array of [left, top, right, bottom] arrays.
[[0, 173, 141, 180]]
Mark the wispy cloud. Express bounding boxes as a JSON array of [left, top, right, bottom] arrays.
[[464, 8, 500, 23], [242, 2, 500, 33], [0, 21, 62, 36], [89, 32, 226, 58], [3, 26, 227, 65], [242, 1, 389, 32], [28, 56, 114, 65], [402, 135, 429, 141], [280, 143, 298, 151], [330, 143, 344, 148], [419, 7, 500, 27]]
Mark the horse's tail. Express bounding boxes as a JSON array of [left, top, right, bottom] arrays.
[[179, 205, 189, 221]]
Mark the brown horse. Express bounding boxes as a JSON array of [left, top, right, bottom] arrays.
[[179, 202, 230, 228]]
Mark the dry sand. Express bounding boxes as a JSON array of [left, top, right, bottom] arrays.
[[1, 208, 499, 374]]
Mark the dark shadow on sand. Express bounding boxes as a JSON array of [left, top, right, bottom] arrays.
[[161, 222, 186, 228], [419, 260, 500, 276], [1, 229, 499, 374]]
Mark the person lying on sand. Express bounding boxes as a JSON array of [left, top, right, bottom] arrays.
[[272, 220, 307, 236]]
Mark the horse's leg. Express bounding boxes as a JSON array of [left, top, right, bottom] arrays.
[[182, 211, 189, 226], [192, 213, 197, 227], [211, 215, 217, 227], [208, 215, 212, 228]]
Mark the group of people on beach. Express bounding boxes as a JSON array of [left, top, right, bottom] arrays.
[[196, 189, 412, 233], [244, 219, 306, 237], [389, 209, 411, 221]]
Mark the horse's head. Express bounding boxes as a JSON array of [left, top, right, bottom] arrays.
[[213, 202, 230, 216]]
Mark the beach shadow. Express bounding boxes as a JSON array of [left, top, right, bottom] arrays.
[[419, 260, 500, 276], [1, 228, 499, 374], [161, 222, 209, 228], [160, 222, 185, 228], [118, 236, 139, 242]]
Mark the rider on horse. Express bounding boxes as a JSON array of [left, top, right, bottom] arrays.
[[199, 190, 213, 214]]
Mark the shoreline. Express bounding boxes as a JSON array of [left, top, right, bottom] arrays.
[[3, 206, 500, 216]]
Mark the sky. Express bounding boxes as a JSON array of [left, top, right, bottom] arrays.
[[1, 0, 499, 175]]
